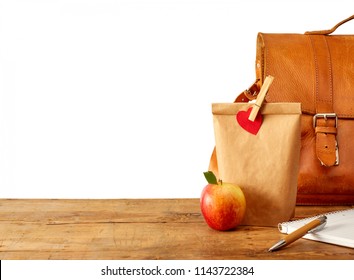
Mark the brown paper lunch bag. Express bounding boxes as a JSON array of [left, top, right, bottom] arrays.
[[211, 102, 301, 226]]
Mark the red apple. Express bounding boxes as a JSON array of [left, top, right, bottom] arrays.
[[200, 171, 246, 231]]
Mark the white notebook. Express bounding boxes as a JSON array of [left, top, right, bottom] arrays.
[[278, 209, 354, 248]]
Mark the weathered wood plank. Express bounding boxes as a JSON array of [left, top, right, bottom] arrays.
[[0, 199, 353, 260], [0, 199, 202, 224]]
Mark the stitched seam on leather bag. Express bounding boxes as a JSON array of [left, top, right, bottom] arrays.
[[309, 36, 319, 106], [306, 35, 317, 113], [324, 36, 334, 106]]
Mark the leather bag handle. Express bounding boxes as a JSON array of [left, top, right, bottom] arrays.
[[305, 14, 354, 35]]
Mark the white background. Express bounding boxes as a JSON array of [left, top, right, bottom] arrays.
[[1, 0, 354, 198], [2, 260, 353, 279]]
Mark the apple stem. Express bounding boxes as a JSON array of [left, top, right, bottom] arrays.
[[218, 179, 223, 185]]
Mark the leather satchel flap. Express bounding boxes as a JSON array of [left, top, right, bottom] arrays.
[[256, 32, 354, 118]]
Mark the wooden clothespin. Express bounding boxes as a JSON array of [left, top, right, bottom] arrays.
[[248, 75, 274, 121]]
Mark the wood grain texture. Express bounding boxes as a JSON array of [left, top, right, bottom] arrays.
[[0, 199, 353, 260]]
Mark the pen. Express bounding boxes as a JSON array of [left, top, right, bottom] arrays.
[[268, 215, 327, 252]]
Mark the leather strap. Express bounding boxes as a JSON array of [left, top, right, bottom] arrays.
[[234, 80, 260, 102], [315, 126, 337, 134], [305, 14, 354, 35], [309, 35, 338, 167]]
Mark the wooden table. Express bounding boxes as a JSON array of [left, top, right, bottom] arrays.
[[0, 199, 353, 260]]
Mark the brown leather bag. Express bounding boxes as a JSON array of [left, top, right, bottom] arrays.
[[237, 15, 354, 205]]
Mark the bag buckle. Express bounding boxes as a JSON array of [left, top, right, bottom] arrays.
[[313, 113, 339, 166], [312, 113, 338, 128]]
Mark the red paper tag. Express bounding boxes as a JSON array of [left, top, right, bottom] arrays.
[[236, 107, 262, 135]]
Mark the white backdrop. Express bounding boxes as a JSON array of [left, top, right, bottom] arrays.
[[1, 0, 353, 198]]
